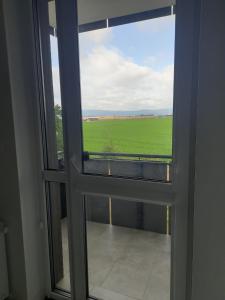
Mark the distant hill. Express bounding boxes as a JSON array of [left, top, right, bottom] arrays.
[[82, 109, 172, 117]]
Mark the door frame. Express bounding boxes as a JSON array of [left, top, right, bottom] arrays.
[[37, 0, 201, 299]]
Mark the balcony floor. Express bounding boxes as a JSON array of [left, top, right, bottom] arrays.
[[58, 220, 171, 300]]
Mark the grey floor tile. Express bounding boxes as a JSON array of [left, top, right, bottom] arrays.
[[88, 256, 114, 286], [143, 273, 170, 300], [91, 286, 137, 300], [87, 221, 108, 242], [87, 235, 127, 262], [99, 224, 135, 245], [102, 262, 150, 299], [58, 221, 171, 300]]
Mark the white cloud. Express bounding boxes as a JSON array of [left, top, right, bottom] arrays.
[[136, 14, 175, 33], [79, 27, 112, 57], [52, 45, 174, 111], [79, 46, 174, 111], [81, 27, 112, 44]]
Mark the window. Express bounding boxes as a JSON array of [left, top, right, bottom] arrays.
[[38, 0, 70, 293], [37, 0, 196, 300], [79, 11, 175, 181], [86, 196, 171, 300]]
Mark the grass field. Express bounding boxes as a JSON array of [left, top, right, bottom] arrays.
[[83, 116, 172, 156]]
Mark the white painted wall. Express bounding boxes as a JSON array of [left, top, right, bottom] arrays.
[[0, 3, 28, 298], [1, 0, 225, 299], [191, 1, 225, 299], [0, 223, 9, 299], [0, 0, 48, 299]]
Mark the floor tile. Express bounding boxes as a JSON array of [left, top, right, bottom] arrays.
[[143, 273, 170, 300], [58, 221, 171, 300], [102, 262, 150, 299], [91, 286, 137, 300]]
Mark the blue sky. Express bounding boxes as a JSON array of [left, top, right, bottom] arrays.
[[107, 18, 175, 70], [51, 14, 175, 111]]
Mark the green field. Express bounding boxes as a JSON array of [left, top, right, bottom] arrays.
[[83, 116, 172, 156]]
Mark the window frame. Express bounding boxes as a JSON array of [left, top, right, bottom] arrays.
[[34, 0, 200, 299]]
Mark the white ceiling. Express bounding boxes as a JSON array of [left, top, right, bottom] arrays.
[[49, 0, 175, 28]]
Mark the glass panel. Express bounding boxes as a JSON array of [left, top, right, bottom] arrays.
[[48, 182, 70, 292], [79, 11, 175, 181], [49, 34, 64, 163], [44, 0, 64, 169], [86, 195, 171, 300]]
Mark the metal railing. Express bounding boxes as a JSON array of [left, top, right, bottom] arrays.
[[57, 150, 172, 163], [84, 151, 172, 161]]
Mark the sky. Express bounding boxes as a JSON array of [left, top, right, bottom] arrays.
[[50, 14, 175, 112]]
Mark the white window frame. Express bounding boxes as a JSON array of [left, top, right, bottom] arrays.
[[36, 0, 201, 299]]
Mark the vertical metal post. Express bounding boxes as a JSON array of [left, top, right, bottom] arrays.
[[55, 0, 88, 299]]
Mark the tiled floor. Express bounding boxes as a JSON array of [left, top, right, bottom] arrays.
[[57, 220, 171, 300]]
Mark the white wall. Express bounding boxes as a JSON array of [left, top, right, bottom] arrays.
[[0, 0, 48, 299], [0, 5, 28, 298], [1, 0, 225, 299], [191, 1, 225, 299]]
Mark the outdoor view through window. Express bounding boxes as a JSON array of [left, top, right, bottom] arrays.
[[79, 14, 175, 180], [48, 4, 175, 298], [50, 12, 175, 180]]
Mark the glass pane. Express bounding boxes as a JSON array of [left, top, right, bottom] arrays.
[[44, 0, 64, 169], [50, 35, 64, 163], [48, 182, 70, 292], [86, 195, 171, 300], [79, 12, 175, 181]]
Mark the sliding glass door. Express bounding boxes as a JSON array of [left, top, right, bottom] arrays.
[[37, 0, 199, 299]]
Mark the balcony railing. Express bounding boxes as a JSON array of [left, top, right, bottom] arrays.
[[84, 151, 172, 161], [58, 150, 172, 161], [81, 151, 172, 183], [58, 152, 172, 234]]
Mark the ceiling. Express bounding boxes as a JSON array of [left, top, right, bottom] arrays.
[[49, 0, 175, 28]]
